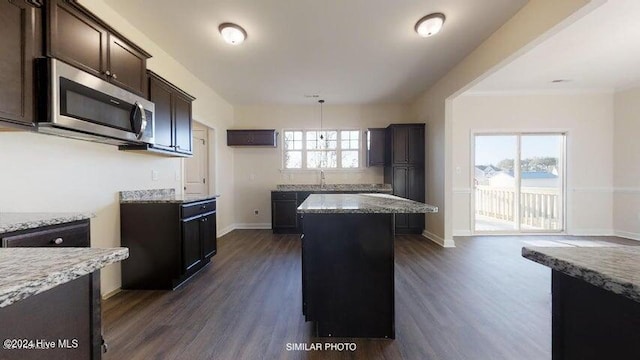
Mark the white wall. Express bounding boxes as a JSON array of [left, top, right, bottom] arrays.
[[452, 93, 614, 236], [410, 0, 593, 246], [232, 104, 411, 226], [613, 87, 640, 240], [0, 0, 236, 297]]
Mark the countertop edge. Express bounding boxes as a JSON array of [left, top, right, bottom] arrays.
[[120, 195, 220, 204], [0, 213, 95, 234], [522, 247, 640, 303], [0, 248, 129, 308]]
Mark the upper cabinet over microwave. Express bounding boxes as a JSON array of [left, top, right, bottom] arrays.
[[46, 0, 151, 96]]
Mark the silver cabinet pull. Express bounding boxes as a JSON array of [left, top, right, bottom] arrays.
[[52, 238, 64, 245], [112, 73, 117, 80]]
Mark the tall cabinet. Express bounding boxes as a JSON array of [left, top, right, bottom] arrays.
[[384, 124, 425, 234]]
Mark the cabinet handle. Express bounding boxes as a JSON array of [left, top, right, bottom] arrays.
[[52, 237, 64, 245], [112, 73, 118, 80], [201, 205, 206, 210], [104, 70, 112, 77]]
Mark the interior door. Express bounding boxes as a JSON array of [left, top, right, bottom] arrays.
[[184, 125, 208, 196]]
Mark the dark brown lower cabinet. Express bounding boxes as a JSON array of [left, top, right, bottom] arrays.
[[0, 220, 102, 360], [551, 271, 640, 359], [120, 198, 217, 290]]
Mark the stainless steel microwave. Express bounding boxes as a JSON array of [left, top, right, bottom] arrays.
[[36, 58, 154, 145]]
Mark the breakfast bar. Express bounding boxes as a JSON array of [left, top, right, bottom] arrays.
[[297, 193, 437, 338], [522, 246, 640, 360]]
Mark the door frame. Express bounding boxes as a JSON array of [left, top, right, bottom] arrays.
[[182, 120, 215, 195], [470, 131, 568, 235]]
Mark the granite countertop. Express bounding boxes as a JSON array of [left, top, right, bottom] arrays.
[[0, 212, 94, 234], [274, 184, 393, 192], [120, 189, 220, 204], [0, 247, 129, 308], [297, 193, 438, 214], [522, 246, 640, 303]]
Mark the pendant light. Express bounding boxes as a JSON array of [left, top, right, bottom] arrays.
[[318, 99, 325, 140]]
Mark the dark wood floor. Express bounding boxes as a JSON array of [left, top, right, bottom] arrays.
[[103, 231, 638, 360]]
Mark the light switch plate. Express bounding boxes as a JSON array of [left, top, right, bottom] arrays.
[[152, 170, 159, 181]]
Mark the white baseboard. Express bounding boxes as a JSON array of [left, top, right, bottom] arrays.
[[614, 230, 640, 241], [234, 223, 272, 230], [218, 223, 272, 237], [567, 229, 615, 236], [453, 230, 472, 237], [217, 224, 236, 237], [102, 288, 121, 300], [422, 230, 456, 248]]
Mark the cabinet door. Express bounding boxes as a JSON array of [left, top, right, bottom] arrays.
[[108, 34, 146, 95], [393, 166, 408, 198], [366, 128, 386, 167], [174, 93, 192, 154], [47, 0, 108, 78], [407, 167, 424, 201], [148, 74, 174, 150], [0, 0, 40, 126], [408, 126, 425, 165], [201, 214, 217, 259], [181, 218, 202, 273], [392, 126, 409, 164], [272, 200, 298, 229]]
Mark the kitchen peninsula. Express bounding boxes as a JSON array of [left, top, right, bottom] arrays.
[[523, 246, 640, 359], [298, 193, 437, 338]]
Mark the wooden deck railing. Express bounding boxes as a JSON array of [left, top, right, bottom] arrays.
[[475, 185, 561, 230]]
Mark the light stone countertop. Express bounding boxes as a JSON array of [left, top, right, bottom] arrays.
[[522, 246, 640, 303], [275, 184, 393, 192], [297, 193, 438, 214], [0, 212, 94, 234], [0, 247, 129, 308], [120, 189, 220, 204]]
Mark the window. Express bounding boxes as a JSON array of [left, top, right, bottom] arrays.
[[283, 130, 360, 169]]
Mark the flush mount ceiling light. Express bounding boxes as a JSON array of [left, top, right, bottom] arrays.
[[415, 13, 446, 37], [219, 23, 247, 45]]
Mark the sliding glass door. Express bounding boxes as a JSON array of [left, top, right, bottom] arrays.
[[473, 133, 565, 233]]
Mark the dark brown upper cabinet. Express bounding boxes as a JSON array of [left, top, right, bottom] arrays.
[[387, 124, 425, 166], [0, 0, 42, 128], [149, 70, 195, 155], [227, 129, 278, 147], [46, 0, 150, 95], [366, 128, 386, 167]]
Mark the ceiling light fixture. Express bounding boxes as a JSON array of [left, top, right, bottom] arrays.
[[415, 13, 446, 37], [219, 23, 247, 45], [318, 99, 325, 140]]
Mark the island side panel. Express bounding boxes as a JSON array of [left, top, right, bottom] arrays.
[[552, 271, 640, 360], [302, 213, 395, 339], [0, 274, 92, 360]]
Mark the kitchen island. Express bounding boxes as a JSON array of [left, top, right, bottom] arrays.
[[0, 247, 128, 360], [297, 193, 437, 338], [522, 246, 640, 360]]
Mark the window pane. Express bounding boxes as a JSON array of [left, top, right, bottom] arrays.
[[284, 131, 293, 141], [307, 151, 323, 168], [350, 139, 359, 149], [342, 151, 359, 168], [293, 140, 302, 150], [285, 151, 302, 169], [294, 131, 302, 141], [326, 140, 337, 149], [341, 140, 350, 149], [327, 131, 337, 141], [327, 151, 337, 168]]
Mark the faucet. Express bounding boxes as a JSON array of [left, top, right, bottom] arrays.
[[320, 170, 326, 188]]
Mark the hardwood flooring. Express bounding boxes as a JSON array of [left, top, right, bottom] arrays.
[[102, 231, 638, 360]]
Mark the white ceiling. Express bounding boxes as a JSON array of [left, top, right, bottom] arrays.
[[103, 0, 527, 105], [470, 0, 640, 93]]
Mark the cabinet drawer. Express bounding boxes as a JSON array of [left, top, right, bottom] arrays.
[[2, 222, 90, 248], [272, 192, 297, 201], [181, 200, 216, 219]]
